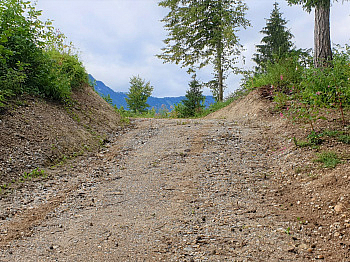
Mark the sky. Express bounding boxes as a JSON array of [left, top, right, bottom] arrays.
[[35, 0, 350, 98]]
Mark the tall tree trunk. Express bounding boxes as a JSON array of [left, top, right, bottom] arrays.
[[314, 2, 332, 68], [217, 41, 224, 102], [217, 0, 224, 102]]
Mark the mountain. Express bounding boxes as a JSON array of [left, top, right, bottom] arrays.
[[88, 75, 128, 108], [88, 75, 216, 111]]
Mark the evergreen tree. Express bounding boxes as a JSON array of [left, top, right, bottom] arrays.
[[287, 0, 348, 67], [253, 2, 294, 72], [181, 76, 205, 117], [125, 76, 153, 113], [158, 0, 250, 101]]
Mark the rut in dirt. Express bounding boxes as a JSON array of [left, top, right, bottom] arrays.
[[0, 118, 308, 261]]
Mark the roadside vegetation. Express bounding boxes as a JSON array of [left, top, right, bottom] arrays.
[[242, 2, 349, 169], [0, 0, 88, 109]]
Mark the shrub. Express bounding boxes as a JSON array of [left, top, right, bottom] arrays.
[[0, 0, 88, 104]]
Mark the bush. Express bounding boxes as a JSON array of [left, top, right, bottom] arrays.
[[250, 54, 304, 94], [0, 0, 88, 105], [299, 45, 350, 108], [249, 45, 349, 131]]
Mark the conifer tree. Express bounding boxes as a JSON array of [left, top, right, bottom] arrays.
[[181, 76, 205, 117], [253, 2, 294, 72], [287, 0, 348, 68]]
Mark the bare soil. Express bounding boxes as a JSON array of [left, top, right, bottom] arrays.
[[0, 84, 121, 184], [0, 88, 349, 261]]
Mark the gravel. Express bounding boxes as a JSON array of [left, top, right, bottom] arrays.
[[0, 118, 326, 261]]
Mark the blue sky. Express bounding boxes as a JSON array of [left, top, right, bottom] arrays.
[[36, 0, 350, 98]]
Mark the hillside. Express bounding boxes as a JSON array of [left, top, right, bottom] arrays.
[[0, 84, 121, 185], [206, 88, 350, 260]]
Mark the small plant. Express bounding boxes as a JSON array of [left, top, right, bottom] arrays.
[[156, 104, 170, 118], [0, 168, 47, 195], [338, 134, 350, 144], [102, 94, 114, 106], [21, 168, 47, 182], [293, 132, 322, 148], [314, 151, 341, 168], [285, 227, 291, 235], [293, 137, 312, 148], [307, 131, 323, 145]]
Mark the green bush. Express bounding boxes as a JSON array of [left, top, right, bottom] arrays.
[[299, 45, 350, 108], [0, 0, 88, 105], [250, 55, 304, 94]]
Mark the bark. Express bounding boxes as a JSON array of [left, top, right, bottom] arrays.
[[217, 41, 224, 102], [314, 3, 332, 67]]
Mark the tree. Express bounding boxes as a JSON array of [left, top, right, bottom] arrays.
[[181, 76, 205, 117], [158, 0, 250, 101], [125, 75, 153, 113], [287, 0, 348, 68], [253, 2, 294, 72]]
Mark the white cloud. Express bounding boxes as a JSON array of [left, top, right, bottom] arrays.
[[36, 0, 350, 98]]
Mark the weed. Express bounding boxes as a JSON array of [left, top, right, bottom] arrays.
[[338, 134, 350, 144], [285, 227, 291, 235], [177, 120, 190, 125], [314, 151, 341, 168], [307, 131, 323, 145], [293, 136, 319, 149], [22, 168, 47, 180], [307, 173, 319, 180], [0, 168, 47, 195], [296, 217, 308, 225]]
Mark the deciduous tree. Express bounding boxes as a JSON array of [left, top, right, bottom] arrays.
[[125, 76, 153, 113], [158, 0, 250, 101]]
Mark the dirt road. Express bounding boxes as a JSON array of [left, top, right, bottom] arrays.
[[0, 118, 317, 261]]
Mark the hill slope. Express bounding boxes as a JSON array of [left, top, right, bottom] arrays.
[[0, 84, 121, 184]]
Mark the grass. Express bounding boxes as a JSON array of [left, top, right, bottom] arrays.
[[314, 151, 341, 168], [293, 129, 350, 148], [0, 168, 47, 195]]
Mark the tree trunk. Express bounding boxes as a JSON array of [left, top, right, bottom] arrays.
[[217, 0, 224, 102], [314, 2, 332, 68], [217, 44, 224, 102]]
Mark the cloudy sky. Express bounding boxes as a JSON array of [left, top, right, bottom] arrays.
[[35, 0, 350, 98]]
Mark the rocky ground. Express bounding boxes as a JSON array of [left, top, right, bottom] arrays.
[[0, 89, 349, 261]]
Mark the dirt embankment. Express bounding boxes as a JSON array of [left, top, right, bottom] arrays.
[[0, 84, 121, 185], [0, 86, 349, 261], [208, 88, 350, 261]]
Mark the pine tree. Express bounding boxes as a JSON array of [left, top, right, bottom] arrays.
[[253, 2, 294, 72], [287, 0, 348, 68], [181, 76, 205, 117]]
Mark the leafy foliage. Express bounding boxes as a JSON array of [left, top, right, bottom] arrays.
[[0, 0, 88, 107], [158, 0, 250, 101], [125, 76, 154, 113], [248, 44, 349, 132]]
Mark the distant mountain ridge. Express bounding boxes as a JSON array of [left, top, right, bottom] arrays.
[[88, 75, 215, 111]]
